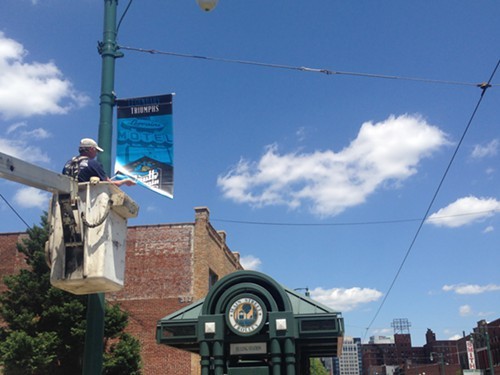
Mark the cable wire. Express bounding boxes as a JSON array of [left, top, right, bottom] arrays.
[[362, 59, 500, 341], [212, 209, 499, 227], [116, 0, 134, 35], [119, 45, 497, 88], [0, 192, 31, 230]]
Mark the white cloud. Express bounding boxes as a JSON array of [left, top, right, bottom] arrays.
[[218, 114, 448, 217], [483, 226, 494, 233], [0, 138, 50, 163], [443, 283, 500, 295], [448, 334, 462, 341], [472, 139, 498, 158], [239, 255, 262, 271], [478, 311, 495, 318], [13, 187, 50, 209], [19, 127, 51, 140], [427, 196, 500, 228], [0, 32, 90, 120], [459, 305, 472, 317], [0, 122, 51, 163], [309, 286, 383, 312], [296, 126, 307, 142], [6, 121, 27, 134]]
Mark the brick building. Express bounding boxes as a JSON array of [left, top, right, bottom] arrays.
[[423, 328, 460, 366], [456, 319, 500, 375], [0, 206, 243, 374], [361, 332, 461, 375], [0, 232, 28, 295], [361, 324, 499, 375]]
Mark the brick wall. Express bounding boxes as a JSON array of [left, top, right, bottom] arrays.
[[0, 232, 28, 294], [0, 207, 242, 374], [113, 224, 195, 301], [192, 207, 242, 299], [112, 298, 193, 375], [109, 222, 197, 374]]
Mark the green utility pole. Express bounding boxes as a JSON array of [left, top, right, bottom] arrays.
[[438, 353, 445, 375], [484, 331, 494, 375], [81, 1, 218, 372], [97, 0, 123, 173], [431, 352, 445, 375], [471, 327, 495, 375], [82, 1, 122, 374]]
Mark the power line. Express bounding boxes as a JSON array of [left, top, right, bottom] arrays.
[[0, 192, 31, 230], [363, 59, 500, 341], [212, 209, 499, 227], [119, 45, 497, 88], [116, 0, 134, 34]]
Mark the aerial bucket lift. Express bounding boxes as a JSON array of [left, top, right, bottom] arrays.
[[47, 180, 138, 294], [0, 151, 139, 295]]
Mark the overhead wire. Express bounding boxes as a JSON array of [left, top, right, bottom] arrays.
[[116, 0, 134, 35], [119, 45, 500, 232], [212, 209, 499, 227], [119, 45, 497, 88], [362, 59, 500, 341], [0, 192, 31, 230]]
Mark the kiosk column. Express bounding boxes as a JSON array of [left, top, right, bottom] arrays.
[[200, 341, 211, 375], [213, 340, 224, 375], [270, 338, 282, 375], [284, 338, 296, 375]]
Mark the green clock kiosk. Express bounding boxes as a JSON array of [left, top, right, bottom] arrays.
[[157, 270, 344, 374]]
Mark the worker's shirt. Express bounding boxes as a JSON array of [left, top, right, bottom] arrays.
[[77, 158, 108, 182], [62, 157, 108, 182]]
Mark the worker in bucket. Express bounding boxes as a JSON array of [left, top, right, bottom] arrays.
[[63, 138, 135, 187]]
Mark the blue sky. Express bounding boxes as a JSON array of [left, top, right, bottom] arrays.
[[1, 0, 499, 346]]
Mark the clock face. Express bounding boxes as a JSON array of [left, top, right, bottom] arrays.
[[227, 296, 265, 335]]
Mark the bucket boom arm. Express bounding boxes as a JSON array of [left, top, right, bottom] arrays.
[[0, 151, 78, 197]]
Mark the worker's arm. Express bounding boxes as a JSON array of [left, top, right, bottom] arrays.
[[107, 177, 136, 187]]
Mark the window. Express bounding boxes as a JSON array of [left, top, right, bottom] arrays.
[[209, 269, 218, 289]]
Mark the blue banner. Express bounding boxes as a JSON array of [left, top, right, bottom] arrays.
[[115, 94, 174, 198]]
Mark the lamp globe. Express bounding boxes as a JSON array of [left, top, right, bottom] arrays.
[[196, 0, 218, 12]]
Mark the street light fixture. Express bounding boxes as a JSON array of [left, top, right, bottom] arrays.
[[196, 0, 219, 12], [430, 352, 445, 375], [294, 287, 311, 297]]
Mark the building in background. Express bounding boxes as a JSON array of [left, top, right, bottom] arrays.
[[331, 336, 362, 375], [474, 319, 500, 373], [423, 328, 460, 365], [361, 319, 499, 375], [371, 336, 395, 345]]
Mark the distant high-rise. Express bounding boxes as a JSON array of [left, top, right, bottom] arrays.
[[333, 336, 362, 375]]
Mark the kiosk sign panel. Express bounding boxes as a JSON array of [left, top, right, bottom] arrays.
[[230, 342, 267, 355]]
